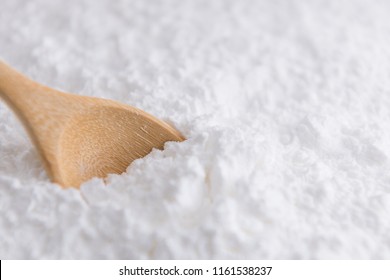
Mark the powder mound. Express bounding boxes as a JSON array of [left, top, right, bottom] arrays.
[[1, 0, 390, 259]]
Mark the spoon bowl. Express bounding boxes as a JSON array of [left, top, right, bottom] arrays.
[[0, 60, 184, 188]]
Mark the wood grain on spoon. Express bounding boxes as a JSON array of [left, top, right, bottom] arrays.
[[0, 60, 185, 188]]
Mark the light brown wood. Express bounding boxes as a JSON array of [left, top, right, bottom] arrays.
[[0, 60, 185, 188]]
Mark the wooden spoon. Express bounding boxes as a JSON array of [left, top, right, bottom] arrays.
[[0, 60, 185, 188]]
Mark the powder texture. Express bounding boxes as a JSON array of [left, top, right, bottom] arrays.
[[1, 0, 390, 259]]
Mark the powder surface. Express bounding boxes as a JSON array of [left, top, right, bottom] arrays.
[[1, 0, 390, 259]]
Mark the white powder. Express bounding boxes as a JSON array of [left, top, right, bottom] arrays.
[[1, 0, 390, 259]]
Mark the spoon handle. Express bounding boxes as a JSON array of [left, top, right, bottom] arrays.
[[0, 60, 40, 116], [0, 60, 83, 183]]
